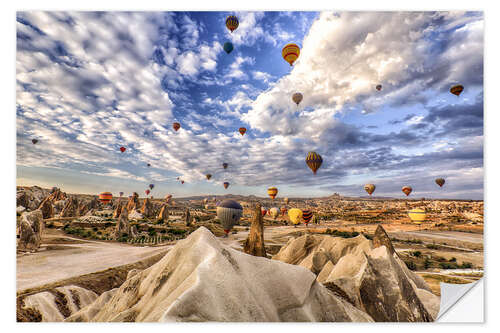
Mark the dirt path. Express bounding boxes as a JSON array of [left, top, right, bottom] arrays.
[[17, 235, 171, 292]]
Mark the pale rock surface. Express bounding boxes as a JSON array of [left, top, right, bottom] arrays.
[[68, 227, 373, 322], [128, 210, 143, 220], [65, 289, 118, 322], [18, 210, 44, 252]]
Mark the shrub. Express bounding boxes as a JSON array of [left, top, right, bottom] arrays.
[[104, 222, 113, 228], [439, 262, 458, 269], [160, 229, 166, 234], [426, 244, 439, 250], [412, 251, 422, 258], [92, 227, 98, 232], [449, 257, 457, 262], [405, 260, 417, 271], [168, 229, 187, 235], [424, 258, 432, 269], [460, 262, 473, 269]]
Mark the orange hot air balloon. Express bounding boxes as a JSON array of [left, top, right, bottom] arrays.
[[292, 92, 303, 106], [98, 192, 113, 204], [225, 15, 239, 33], [306, 151, 323, 175], [282, 43, 300, 66], [364, 184, 376, 196], [223, 182, 229, 189], [402, 186, 413, 196], [450, 84, 464, 96], [435, 178, 445, 187], [119, 146, 126, 153], [239, 127, 246, 136], [302, 209, 313, 225], [267, 187, 278, 200], [206, 174, 212, 180], [173, 122, 181, 131]]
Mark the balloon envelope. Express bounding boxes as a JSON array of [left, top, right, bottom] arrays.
[[450, 84, 464, 96], [267, 187, 278, 199], [288, 208, 303, 225], [225, 15, 239, 32], [145, 189, 150, 195], [435, 178, 445, 187], [292, 92, 303, 106], [239, 127, 246, 136], [376, 84, 382, 91], [402, 186, 413, 196], [223, 42, 234, 54], [206, 174, 212, 180], [99, 192, 112, 204], [408, 208, 426, 223], [32, 139, 38, 144], [149, 184, 154, 190], [173, 122, 181, 131], [223, 182, 229, 189], [302, 209, 313, 224], [306, 151, 323, 174], [120, 146, 126, 153], [282, 43, 300, 66], [216, 199, 243, 233], [364, 184, 376, 195], [269, 207, 279, 219], [119, 192, 124, 197]]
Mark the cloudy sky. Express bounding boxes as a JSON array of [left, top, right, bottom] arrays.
[[16, 11, 483, 199]]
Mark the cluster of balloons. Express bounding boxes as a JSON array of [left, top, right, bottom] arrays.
[[363, 178, 445, 197]]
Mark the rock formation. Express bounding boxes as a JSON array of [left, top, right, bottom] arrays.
[[38, 196, 54, 219], [113, 200, 123, 218], [273, 229, 440, 321], [156, 204, 169, 224], [185, 208, 192, 226], [66, 227, 372, 322], [140, 198, 153, 218], [126, 192, 139, 213], [18, 210, 44, 252], [115, 207, 130, 239], [243, 204, 266, 257], [60, 196, 79, 218], [78, 197, 100, 216]]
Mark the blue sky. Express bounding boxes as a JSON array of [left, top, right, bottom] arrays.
[[16, 11, 483, 199]]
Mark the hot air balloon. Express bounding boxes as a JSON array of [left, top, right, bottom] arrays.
[[269, 207, 279, 219], [173, 122, 181, 131], [402, 186, 413, 196], [147, 163, 151, 167], [223, 182, 229, 189], [408, 208, 426, 223], [239, 127, 246, 136], [181, 180, 185, 184], [288, 208, 303, 226], [149, 184, 154, 190], [225, 15, 239, 33], [306, 151, 323, 175], [284, 197, 289, 205], [119, 191, 124, 197], [450, 84, 464, 96], [267, 187, 278, 200], [435, 178, 445, 187], [145, 189, 150, 195], [222, 163, 228, 169], [99, 192, 112, 204], [261, 207, 267, 216], [203, 198, 208, 204], [216, 199, 242, 236], [376, 84, 382, 91], [223, 42, 234, 54], [282, 43, 300, 66], [120, 146, 126, 153], [302, 209, 313, 225], [280, 206, 287, 216], [364, 184, 376, 196], [292, 92, 303, 106], [31, 139, 38, 144], [176, 177, 180, 180], [206, 174, 212, 180]]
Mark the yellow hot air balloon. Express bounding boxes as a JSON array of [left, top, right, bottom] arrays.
[[225, 15, 239, 33], [364, 184, 376, 196], [408, 208, 426, 224], [269, 207, 279, 219], [288, 208, 303, 226], [267, 186, 278, 199], [282, 43, 300, 66], [306, 151, 323, 175]]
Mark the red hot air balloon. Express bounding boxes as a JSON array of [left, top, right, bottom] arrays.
[[120, 146, 126, 153], [302, 209, 313, 226], [261, 208, 267, 216], [145, 189, 150, 195], [181, 180, 185, 184], [173, 122, 181, 131], [99, 192, 113, 204], [239, 127, 246, 136]]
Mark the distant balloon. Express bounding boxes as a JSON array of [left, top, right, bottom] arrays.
[[216, 199, 243, 235], [181, 180, 185, 184], [203, 198, 208, 204], [284, 197, 289, 204], [31, 139, 38, 144], [306, 151, 323, 175], [292, 92, 303, 106], [376, 84, 382, 91], [223, 181, 229, 189], [119, 191, 124, 197], [149, 184, 154, 190], [269, 207, 279, 219], [435, 178, 445, 187], [266, 187, 278, 200], [282, 43, 300, 66], [223, 42, 234, 54], [119, 146, 126, 153], [173, 122, 181, 131], [145, 189, 150, 195], [176, 177, 180, 180], [364, 184, 376, 196], [302, 209, 313, 225], [98, 192, 112, 204], [402, 186, 413, 196], [206, 174, 212, 180], [239, 127, 246, 136], [408, 208, 426, 223], [222, 163, 228, 169], [288, 208, 303, 225], [147, 163, 151, 167], [225, 15, 239, 33], [261, 208, 267, 216], [450, 84, 464, 96]]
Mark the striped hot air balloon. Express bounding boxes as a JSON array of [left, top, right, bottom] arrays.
[[292, 92, 303, 106], [206, 174, 212, 180], [302, 209, 313, 225], [239, 127, 246, 136], [402, 186, 413, 196], [364, 184, 376, 196], [288, 208, 302, 226], [435, 178, 445, 187], [99, 192, 113, 204], [216, 199, 243, 236], [223, 182, 229, 189], [408, 208, 426, 224], [267, 186, 278, 199], [450, 84, 464, 96], [306, 151, 323, 175], [282, 43, 300, 66], [173, 122, 181, 131], [225, 15, 239, 33]]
